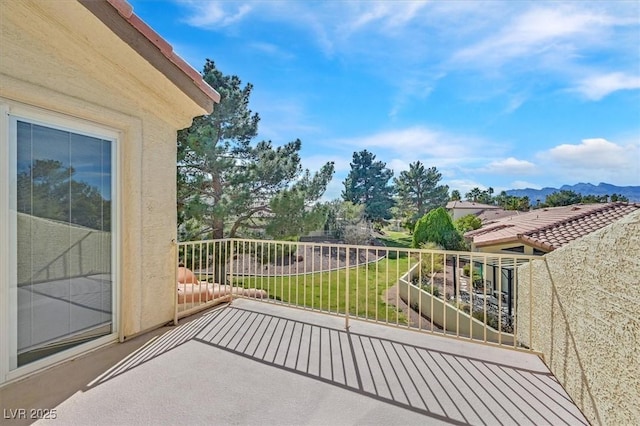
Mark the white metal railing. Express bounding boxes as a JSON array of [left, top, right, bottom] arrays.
[[175, 238, 538, 352]]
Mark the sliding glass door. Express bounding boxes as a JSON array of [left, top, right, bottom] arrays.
[[9, 115, 116, 369]]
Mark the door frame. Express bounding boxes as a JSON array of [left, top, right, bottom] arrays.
[[0, 100, 121, 385]]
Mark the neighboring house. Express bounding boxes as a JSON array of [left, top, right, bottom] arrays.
[[446, 200, 501, 220], [0, 0, 219, 385], [463, 202, 640, 303], [518, 209, 640, 425], [465, 202, 640, 256], [475, 208, 519, 225]]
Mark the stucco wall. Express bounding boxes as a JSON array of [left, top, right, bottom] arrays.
[[1, 1, 205, 340], [473, 241, 542, 256], [517, 210, 640, 425]]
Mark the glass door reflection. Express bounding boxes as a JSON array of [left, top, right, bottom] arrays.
[[14, 120, 113, 367]]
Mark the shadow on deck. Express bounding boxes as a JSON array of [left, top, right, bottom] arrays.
[[5, 299, 587, 425]]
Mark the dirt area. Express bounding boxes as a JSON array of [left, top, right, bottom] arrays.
[[228, 244, 387, 276], [383, 284, 443, 332]]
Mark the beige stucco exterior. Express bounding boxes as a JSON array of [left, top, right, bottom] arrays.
[[447, 202, 499, 221], [1, 0, 210, 347], [517, 210, 640, 425], [471, 241, 543, 256]]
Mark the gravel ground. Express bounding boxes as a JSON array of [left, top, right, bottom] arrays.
[[228, 244, 387, 276]]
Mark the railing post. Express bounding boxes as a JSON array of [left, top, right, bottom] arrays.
[[229, 239, 234, 298], [345, 247, 350, 330], [173, 239, 179, 326]]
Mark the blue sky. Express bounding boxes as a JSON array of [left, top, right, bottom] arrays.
[[130, 0, 640, 200]]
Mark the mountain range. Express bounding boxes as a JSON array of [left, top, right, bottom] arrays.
[[506, 182, 640, 203]]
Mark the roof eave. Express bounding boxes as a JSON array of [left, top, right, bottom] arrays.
[[518, 235, 556, 252], [473, 236, 520, 248], [79, 0, 220, 114], [473, 234, 556, 252]]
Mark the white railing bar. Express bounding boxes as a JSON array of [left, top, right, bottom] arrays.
[[175, 238, 538, 352], [345, 248, 350, 330]]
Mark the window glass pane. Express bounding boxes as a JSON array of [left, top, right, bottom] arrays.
[[15, 120, 113, 367]]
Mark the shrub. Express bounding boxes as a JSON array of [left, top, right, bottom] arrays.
[[453, 302, 471, 314], [253, 241, 297, 264], [342, 225, 371, 246], [412, 207, 463, 250], [462, 263, 483, 284], [418, 242, 445, 276], [472, 310, 500, 330], [454, 214, 482, 233], [421, 284, 440, 298]]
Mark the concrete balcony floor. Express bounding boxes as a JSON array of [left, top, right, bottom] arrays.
[[2, 298, 587, 425]]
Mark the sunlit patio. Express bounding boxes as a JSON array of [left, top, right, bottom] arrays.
[[3, 298, 587, 425]]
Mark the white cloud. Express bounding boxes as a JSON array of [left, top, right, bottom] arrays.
[[445, 179, 490, 196], [387, 159, 411, 175], [503, 93, 528, 114], [182, 1, 252, 27], [446, 3, 639, 103], [573, 72, 640, 100], [337, 126, 493, 162], [388, 72, 442, 119], [541, 138, 640, 185], [320, 178, 344, 202], [248, 42, 294, 60], [302, 154, 350, 174], [176, 1, 638, 105], [482, 157, 537, 175], [346, 1, 428, 33], [548, 138, 627, 168], [453, 6, 609, 67], [251, 94, 320, 142]]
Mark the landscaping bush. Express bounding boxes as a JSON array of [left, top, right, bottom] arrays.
[[472, 310, 503, 331], [343, 225, 371, 246], [418, 242, 445, 276], [412, 207, 463, 250], [421, 284, 440, 298], [252, 241, 297, 264]]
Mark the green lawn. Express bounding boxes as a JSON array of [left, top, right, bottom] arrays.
[[233, 255, 416, 324], [378, 230, 413, 248]]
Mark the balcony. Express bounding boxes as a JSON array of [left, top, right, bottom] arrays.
[[2, 298, 587, 425], [1, 239, 589, 424]]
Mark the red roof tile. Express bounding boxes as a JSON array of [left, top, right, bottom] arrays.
[[446, 201, 500, 210], [106, 0, 220, 104], [81, 0, 220, 112], [466, 203, 640, 251]]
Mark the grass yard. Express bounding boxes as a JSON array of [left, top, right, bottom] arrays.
[[233, 255, 416, 325], [378, 230, 413, 248]]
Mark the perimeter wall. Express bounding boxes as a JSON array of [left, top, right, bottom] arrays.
[[517, 210, 640, 425]]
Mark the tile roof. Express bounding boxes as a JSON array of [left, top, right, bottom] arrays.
[[446, 201, 500, 210], [466, 203, 640, 251], [81, 0, 220, 112], [476, 208, 520, 225]]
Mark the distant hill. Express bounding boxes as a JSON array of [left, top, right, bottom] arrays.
[[506, 182, 640, 203]]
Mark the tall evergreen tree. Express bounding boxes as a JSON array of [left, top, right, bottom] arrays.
[[341, 150, 394, 223], [394, 161, 449, 227], [177, 60, 334, 241]]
